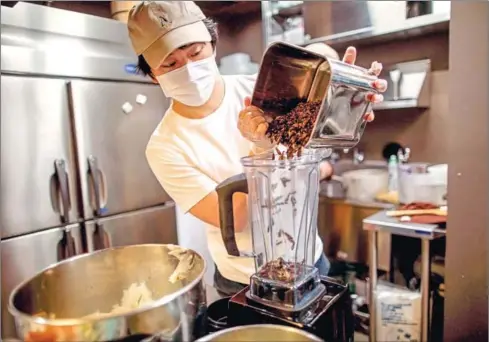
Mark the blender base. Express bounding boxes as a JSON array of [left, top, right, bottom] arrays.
[[248, 264, 326, 313], [228, 277, 355, 342], [245, 283, 326, 318]]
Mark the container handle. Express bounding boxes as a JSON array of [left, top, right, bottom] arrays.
[[216, 173, 248, 257]]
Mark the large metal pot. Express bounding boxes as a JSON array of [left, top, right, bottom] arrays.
[[196, 324, 323, 342], [8, 244, 206, 342]]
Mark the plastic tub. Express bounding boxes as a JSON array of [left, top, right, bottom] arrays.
[[398, 163, 447, 205]]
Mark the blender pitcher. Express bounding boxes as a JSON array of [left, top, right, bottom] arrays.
[[216, 149, 327, 312]]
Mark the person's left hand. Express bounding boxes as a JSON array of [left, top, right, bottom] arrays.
[[342, 46, 387, 122]]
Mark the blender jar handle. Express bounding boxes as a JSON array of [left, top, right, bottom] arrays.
[[216, 173, 248, 257]]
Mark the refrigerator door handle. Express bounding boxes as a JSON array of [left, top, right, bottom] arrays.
[[54, 159, 71, 223], [57, 224, 82, 259], [67, 224, 83, 255], [87, 155, 107, 216], [86, 224, 96, 253], [86, 221, 111, 252], [96, 221, 112, 250]]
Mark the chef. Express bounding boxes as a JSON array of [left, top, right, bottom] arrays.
[[127, 1, 387, 296]]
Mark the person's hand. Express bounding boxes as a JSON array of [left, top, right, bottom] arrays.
[[320, 161, 334, 181], [342, 46, 387, 122], [238, 97, 273, 149]]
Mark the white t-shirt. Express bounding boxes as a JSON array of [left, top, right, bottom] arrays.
[[146, 74, 323, 285]]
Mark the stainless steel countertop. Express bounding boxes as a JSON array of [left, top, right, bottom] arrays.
[[363, 210, 446, 240]]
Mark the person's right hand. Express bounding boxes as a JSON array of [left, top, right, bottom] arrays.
[[237, 97, 270, 145]]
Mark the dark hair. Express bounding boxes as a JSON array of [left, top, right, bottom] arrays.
[[137, 17, 218, 78]]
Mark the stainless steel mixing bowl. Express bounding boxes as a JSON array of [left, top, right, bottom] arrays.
[[196, 324, 324, 342], [8, 244, 206, 341]]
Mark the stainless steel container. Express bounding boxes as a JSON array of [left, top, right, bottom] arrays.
[[8, 244, 206, 342], [196, 324, 323, 342], [252, 42, 378, 149]]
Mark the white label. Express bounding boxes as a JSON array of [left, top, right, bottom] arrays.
[[136, 94, 147, 105], [122, 102, 133, 114]]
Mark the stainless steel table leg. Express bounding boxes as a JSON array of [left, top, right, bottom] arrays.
[[421, 239, 431, 342], [368, 230, 378, 342]]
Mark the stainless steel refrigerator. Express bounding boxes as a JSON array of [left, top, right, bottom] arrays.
[[1, 3, 178, 338]]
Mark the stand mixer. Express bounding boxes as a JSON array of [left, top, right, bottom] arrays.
[[214, 42, 379, 341]]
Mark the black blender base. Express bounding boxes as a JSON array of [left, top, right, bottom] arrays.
[[227, 277, 355, 342]]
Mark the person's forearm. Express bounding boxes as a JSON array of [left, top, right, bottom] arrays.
[[211, 193, 248, 233], [231, 193, 248, 232], [189, 191, 248, 233], [249, 146, 265, 156], [249, 140, 275, 156], [249, 146, 270, 156]]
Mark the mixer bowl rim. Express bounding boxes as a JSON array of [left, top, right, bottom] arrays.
[[195, 324, 324, 342], [8, 243, 207, 326]]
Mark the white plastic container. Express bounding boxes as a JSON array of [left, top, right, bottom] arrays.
[[398, 163, 447, 205], [219, 53, 259, 75], [340, 169, 389, 202], [428, 164, 448, 184], [220, 53, 250, 66]]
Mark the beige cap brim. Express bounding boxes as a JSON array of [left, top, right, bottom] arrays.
[[142, 20, 212, 69]]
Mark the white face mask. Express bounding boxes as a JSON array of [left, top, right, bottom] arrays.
[[156, 55, 219, 107]]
